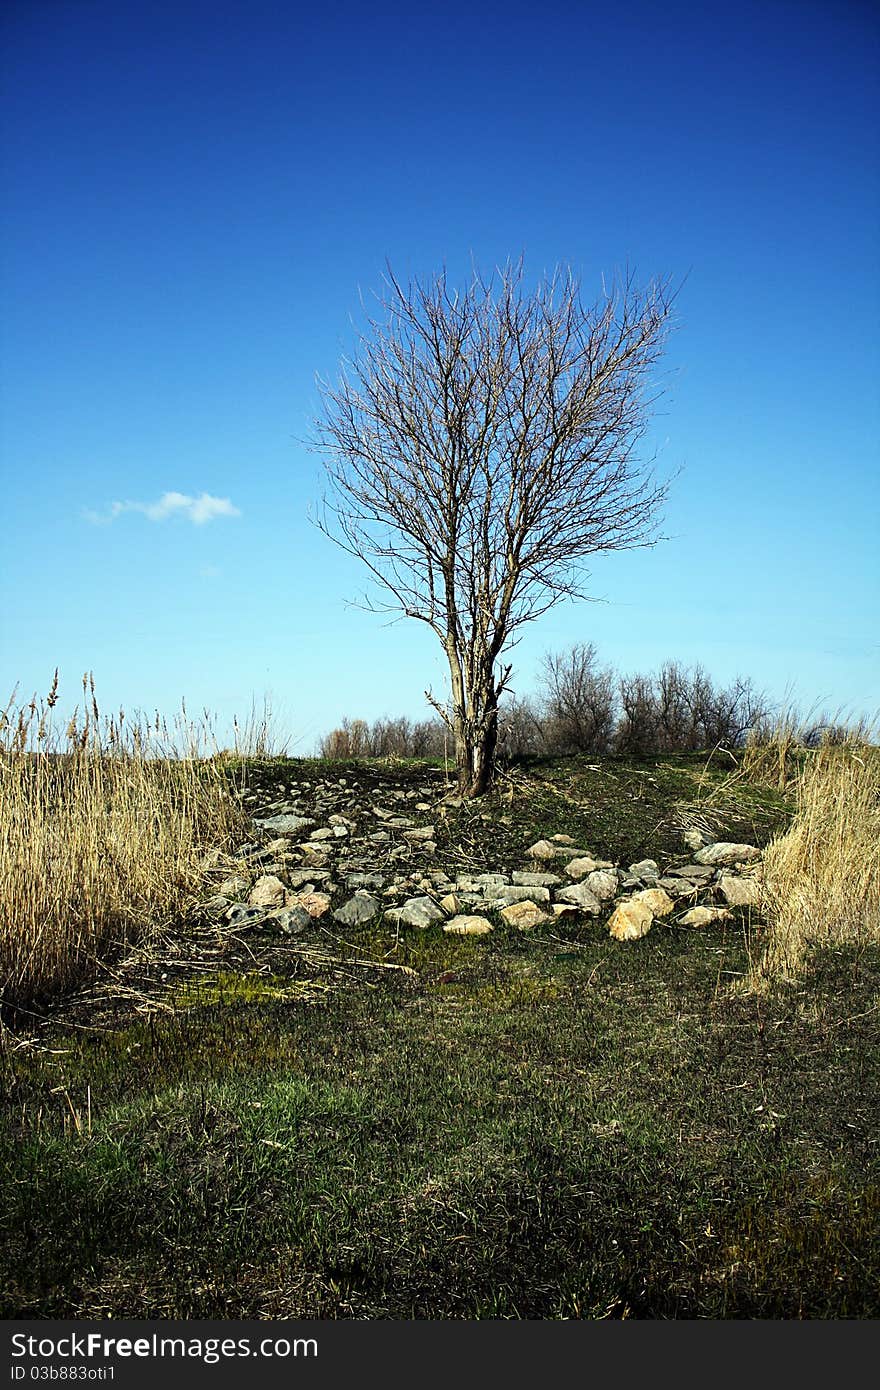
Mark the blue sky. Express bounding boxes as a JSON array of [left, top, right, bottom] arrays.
[[2, 0, 878, 750]]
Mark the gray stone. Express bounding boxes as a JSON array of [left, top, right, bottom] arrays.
[[511, 871, 563, 887], [665, 863, 716, 881], [617, 873, 640, 892], [254, 813, 315, 834], [201, 893, 231, 921], [658, 876, 693, 895], [403, 826, 436, 842], [287, 868, 331, 888], [344, 871, 387, 890], [225, 904, 270, 928], [628, 859, 659, 884], [333, 893, 381, 926], [218, 874, 250, 899], [586, 869, 619, 902], [271, 907, 312, 935], [486, 885, 551, 906], [387, 896, 445, 929], [718, 874, 762, 907], [556, 882, 603, 914]]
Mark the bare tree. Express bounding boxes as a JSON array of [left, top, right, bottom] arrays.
[[315, 261, 675, 796]]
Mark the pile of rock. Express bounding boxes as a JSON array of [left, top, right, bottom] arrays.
[[197, 771, 764, 944]]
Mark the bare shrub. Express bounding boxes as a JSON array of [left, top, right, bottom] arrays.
[[615, 662, 767, 756], [318, 717, 371, 759], [540, 644, 617, 754], [318, 715, 447, 760], [615, 672, 661, 755], [497, 696, 546, 759]]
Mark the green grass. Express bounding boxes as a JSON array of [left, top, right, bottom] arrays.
[[1, 753, 876, 1318], [2, 926, 877, 1317]]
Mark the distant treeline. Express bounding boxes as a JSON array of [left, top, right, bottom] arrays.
[[316, 644, 814, 760]]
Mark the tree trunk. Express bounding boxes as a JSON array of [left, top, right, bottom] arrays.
[[451, 687, 500, 798]]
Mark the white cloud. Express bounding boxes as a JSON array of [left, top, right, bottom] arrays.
[[85, 491, 241, 526]]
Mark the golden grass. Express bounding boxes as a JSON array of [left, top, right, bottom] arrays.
[[754, 736, 880, 981], [0, 673, 247, 1011]]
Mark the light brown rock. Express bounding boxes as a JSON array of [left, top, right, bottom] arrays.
[[219, 874, 250, 898], [248, 874, 286, 908], [525, 839, 557, 860], [286, 890, 331, 918], [678, 905, 733, 927], [633, 887, 675, 918], [607, 898, 654, 941], [443, 915, 494, 935], [499, 900, 551, 930], [565, 856, 601, 879], [439, 893, 460, 916]]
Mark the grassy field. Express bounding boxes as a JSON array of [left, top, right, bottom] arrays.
[[1, 749, 878, 1319]]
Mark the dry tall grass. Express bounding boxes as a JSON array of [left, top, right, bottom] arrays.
[[755, 736, 880, 980], [0, 673, 246, 1011]]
